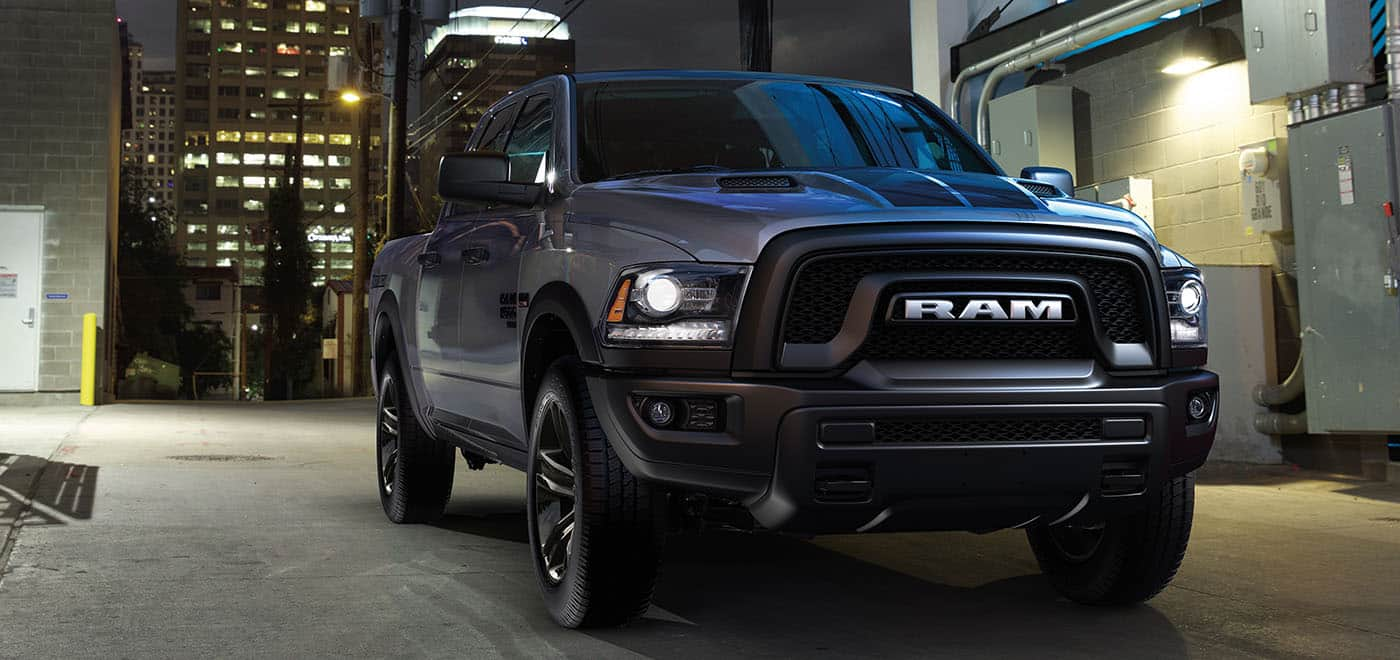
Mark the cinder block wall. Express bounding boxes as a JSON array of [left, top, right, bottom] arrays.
[[1054, 8, 1301, 370], [0, 0, 118, 393]]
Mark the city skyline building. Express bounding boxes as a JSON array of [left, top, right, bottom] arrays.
[[175, 0, 370, 286], [122, 35, 178, 207]]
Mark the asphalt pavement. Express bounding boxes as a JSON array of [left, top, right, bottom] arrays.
[[1, 400, 1398, 658]]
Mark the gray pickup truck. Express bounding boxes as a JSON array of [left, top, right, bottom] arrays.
[[369, 70, 1218, 628]]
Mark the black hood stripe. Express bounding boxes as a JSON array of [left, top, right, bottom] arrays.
[[830, 168, 1039, 210]]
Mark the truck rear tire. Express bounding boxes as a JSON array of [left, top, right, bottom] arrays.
[[1026, 473, 1195, 605], [376, 355, 454, 523], [526, 357, 664, 628]]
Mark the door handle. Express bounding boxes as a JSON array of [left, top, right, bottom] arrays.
[[21, 307, 34, 327], [462, 246, 490, 265], [417, 251, 441, 268]]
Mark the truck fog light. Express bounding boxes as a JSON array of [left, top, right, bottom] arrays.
[[1187, 392, 1212, 421], [644, 398, 676, 428]]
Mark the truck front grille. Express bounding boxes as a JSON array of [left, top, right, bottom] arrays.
[[874, 417, 1102, 445], [781, 252, 1150, 362]]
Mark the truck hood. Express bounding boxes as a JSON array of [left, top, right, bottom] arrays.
[[566, 168, 1161, 264]]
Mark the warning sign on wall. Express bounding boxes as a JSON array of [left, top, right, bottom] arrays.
[[0, 273, 16, 298]]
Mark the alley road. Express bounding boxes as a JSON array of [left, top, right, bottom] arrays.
[[2, 401, 1399, 658]]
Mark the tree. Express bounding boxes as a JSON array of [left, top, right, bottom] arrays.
[[261, 147, 318, 399], [114, 167, 189, 389]]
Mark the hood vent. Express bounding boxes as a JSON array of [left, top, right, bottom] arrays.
[[717, 175, 796, 190], [1016, 179, 1066, 199]]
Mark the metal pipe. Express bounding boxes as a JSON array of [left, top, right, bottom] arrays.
[[1254, 411, 1308, 435], [947, 0, 1168, 124], [1253, 356, 1305, 406], [974, 0, 1201, 147], [1388, 0, 1400, 102], [1340, 84, 1366, 111]]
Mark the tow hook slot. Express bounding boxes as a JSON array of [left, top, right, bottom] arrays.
[[814, 466, 873, 503], [1101, 459, 1147, 496]]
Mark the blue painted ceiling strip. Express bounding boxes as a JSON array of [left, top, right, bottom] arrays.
[[1374, 0, 1386, 57], [1050, 0, 1222, 62]]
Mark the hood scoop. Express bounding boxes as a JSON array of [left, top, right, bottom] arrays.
[[1014, 178, 1067, 199], [717, 175, 797, 190]]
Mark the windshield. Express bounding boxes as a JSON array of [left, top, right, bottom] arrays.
[[575, 79, 997, 182]]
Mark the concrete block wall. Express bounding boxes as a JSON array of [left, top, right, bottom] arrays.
[[0, 0, 119, 393], [1054, 9, 1302, 372]]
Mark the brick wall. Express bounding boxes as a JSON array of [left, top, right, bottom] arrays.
[[0, 0, 118, 393]]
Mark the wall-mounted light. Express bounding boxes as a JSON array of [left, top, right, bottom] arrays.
[[1161, 25, 1235, 76]]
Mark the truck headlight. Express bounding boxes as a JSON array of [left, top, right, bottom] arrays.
[[1165, 270, 1207, 348], [603, 264, 750, 347]]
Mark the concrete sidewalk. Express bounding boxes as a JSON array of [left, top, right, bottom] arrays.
[[1, 401, 1398, 658]]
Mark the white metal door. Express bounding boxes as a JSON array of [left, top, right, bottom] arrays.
[[0, 208, 43, 391]]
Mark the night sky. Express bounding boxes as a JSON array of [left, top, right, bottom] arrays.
[[114, 0, 914, 89]]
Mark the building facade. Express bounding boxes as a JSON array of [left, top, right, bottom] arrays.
[[0, 2, 121, 399], [176, 0, 367, 287], [415, 6, 574, 219], [122, 43, 179, 208]]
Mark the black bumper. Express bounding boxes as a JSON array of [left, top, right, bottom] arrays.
[[586, 367, 1218, 534]]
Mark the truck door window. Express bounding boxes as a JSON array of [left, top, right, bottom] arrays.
[[504, 94, 552, 184]]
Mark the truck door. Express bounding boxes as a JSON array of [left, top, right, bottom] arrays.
[[454, 92, 554, 448], [415, 103, 517, 417]]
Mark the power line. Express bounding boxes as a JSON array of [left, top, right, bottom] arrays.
[[406, 0, 586, 152], [407, 0, 545, 136]]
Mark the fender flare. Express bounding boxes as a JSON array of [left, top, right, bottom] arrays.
[[522, 281, 602, 366], [371, 292, 436, 435]]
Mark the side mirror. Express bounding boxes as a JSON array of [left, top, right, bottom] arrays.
[[1020, 166, 1074, 196], [438, 151, 542, 206]]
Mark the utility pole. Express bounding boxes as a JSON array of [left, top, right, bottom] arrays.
[[738, 0, 772, 72], [385, 0, 412, 241], [350, 21, 373, 396]]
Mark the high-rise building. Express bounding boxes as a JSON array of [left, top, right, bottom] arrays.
[[122, 43, 179, 207], [175, 0, 370, 286], [414, 6, 574, 220]]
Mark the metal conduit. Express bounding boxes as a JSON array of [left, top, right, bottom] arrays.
[[946, 0, 1167, 126], [974, 0, 1202, 148]]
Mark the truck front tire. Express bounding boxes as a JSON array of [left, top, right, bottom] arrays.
[[526, 357, 664, 628], [1026, 473, 1195, 605], [375, 355, 454, 523]]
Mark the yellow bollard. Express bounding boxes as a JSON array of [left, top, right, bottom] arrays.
[[80, 312, 96, 406]]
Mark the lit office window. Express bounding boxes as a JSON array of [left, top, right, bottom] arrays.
[[184, 153, 209, 169], [215, 152, 240, 165], [303, 154, 324, 167], [304, 177, 324, 189], [217, 224, 241, 235], [219, 18, 238, 30], [304, 133, 325, 144], [333, 202, 347, 214], [187, 243, 208, 252], [242, 176, 267, 188], [245, 131, 265, 143], [328, 154, 350, 167], [215, 176, 240, 188], [306, 0, 327, 11], [274, 68, 300, 78], [216, 241, 240, 251], [244, 153, 267, 165], [216, 130, 241, 142], [329, 133, 352, 145], [304, 22, 323, 34], [330, 178, 351, 189], [187, 224, 208, 236], [244, 199, 265, 211], [269, 132, 296, 144]]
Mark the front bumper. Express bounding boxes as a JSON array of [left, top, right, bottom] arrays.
[[586, 366, 1218, 534]]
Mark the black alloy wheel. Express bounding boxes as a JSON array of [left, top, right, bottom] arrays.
[[376, 372, 401, 498], [533, 397, 577, 585]]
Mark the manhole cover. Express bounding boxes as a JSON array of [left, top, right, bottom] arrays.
[[167, 454, 276, 462]]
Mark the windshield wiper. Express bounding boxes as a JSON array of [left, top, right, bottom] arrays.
[[603, 165, 733, 181]]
